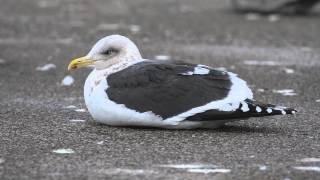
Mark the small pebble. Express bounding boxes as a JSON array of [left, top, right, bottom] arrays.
[[216, 67, 227, 71], [75, 109, 86, 112], [0, 58, 5, 64], [244, 60, 279, 66], [129, 25, 141, 33], [97, 141, 104, 145], [259, 165, 267, 171], [53, 148, 75, 154], [69, 119, 86, 122], [268, 14, 280, 22], [38, 1, 50, 8], [299, 158, 320, 163], [293, 166, 320, 172], [36, 63, 56, 71], [283, 68, 294, 74], [273, 89, 297, 96], [245, 13, 260, 21], [64, 105, 77, 109], [155, 55, 171, 61], [301, 47, 312, 52], [96, 23, 120, 31], [157, 164, 217, 169], [61, 75, 74, 86], [187, 168, 231, 174]]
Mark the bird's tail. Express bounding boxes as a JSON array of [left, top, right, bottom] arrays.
[[242, 99, 297, 117]]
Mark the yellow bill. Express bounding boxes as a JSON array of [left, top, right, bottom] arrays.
[[68, 56, 95, 71]]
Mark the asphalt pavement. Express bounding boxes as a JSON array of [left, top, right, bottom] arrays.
[[0, 0, 320, 179]]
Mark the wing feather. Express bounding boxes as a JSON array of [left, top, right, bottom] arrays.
[[106, 60, 252, 121]]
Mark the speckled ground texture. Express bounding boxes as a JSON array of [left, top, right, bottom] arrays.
[[1, 0, 320, 179]]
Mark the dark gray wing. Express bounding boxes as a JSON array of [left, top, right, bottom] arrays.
[[106, 60, 232, 119]]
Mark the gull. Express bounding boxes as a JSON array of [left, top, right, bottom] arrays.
[[67, 35, 297, 129]]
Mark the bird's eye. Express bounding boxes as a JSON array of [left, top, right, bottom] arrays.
[[105, 50, 112, 55], [103, 49, 117, 55]]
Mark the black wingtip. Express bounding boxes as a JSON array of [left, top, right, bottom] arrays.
[[257, 106, 297, 116], [244, 99, 297, 117], [284, 108, 298, 115]]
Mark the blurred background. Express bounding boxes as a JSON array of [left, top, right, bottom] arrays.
[[1, 0, 320, 180]]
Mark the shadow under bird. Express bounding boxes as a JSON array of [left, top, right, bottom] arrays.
[[68, 35, 297, 129]]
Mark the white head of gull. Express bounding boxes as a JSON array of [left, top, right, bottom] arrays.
[[68, 35, 142, 71]]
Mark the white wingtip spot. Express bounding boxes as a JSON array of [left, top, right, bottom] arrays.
[[193, 66, 210, 75], [240, 101, 250, 112], [292, 111, 296, 114], [256, 106, 262, 113], [281, 110, 286, 115], [181, 71, 194, 76], [266, 108, 272, 113]]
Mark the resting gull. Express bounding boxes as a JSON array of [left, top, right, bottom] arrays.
[[68, 34, 297, 129]]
